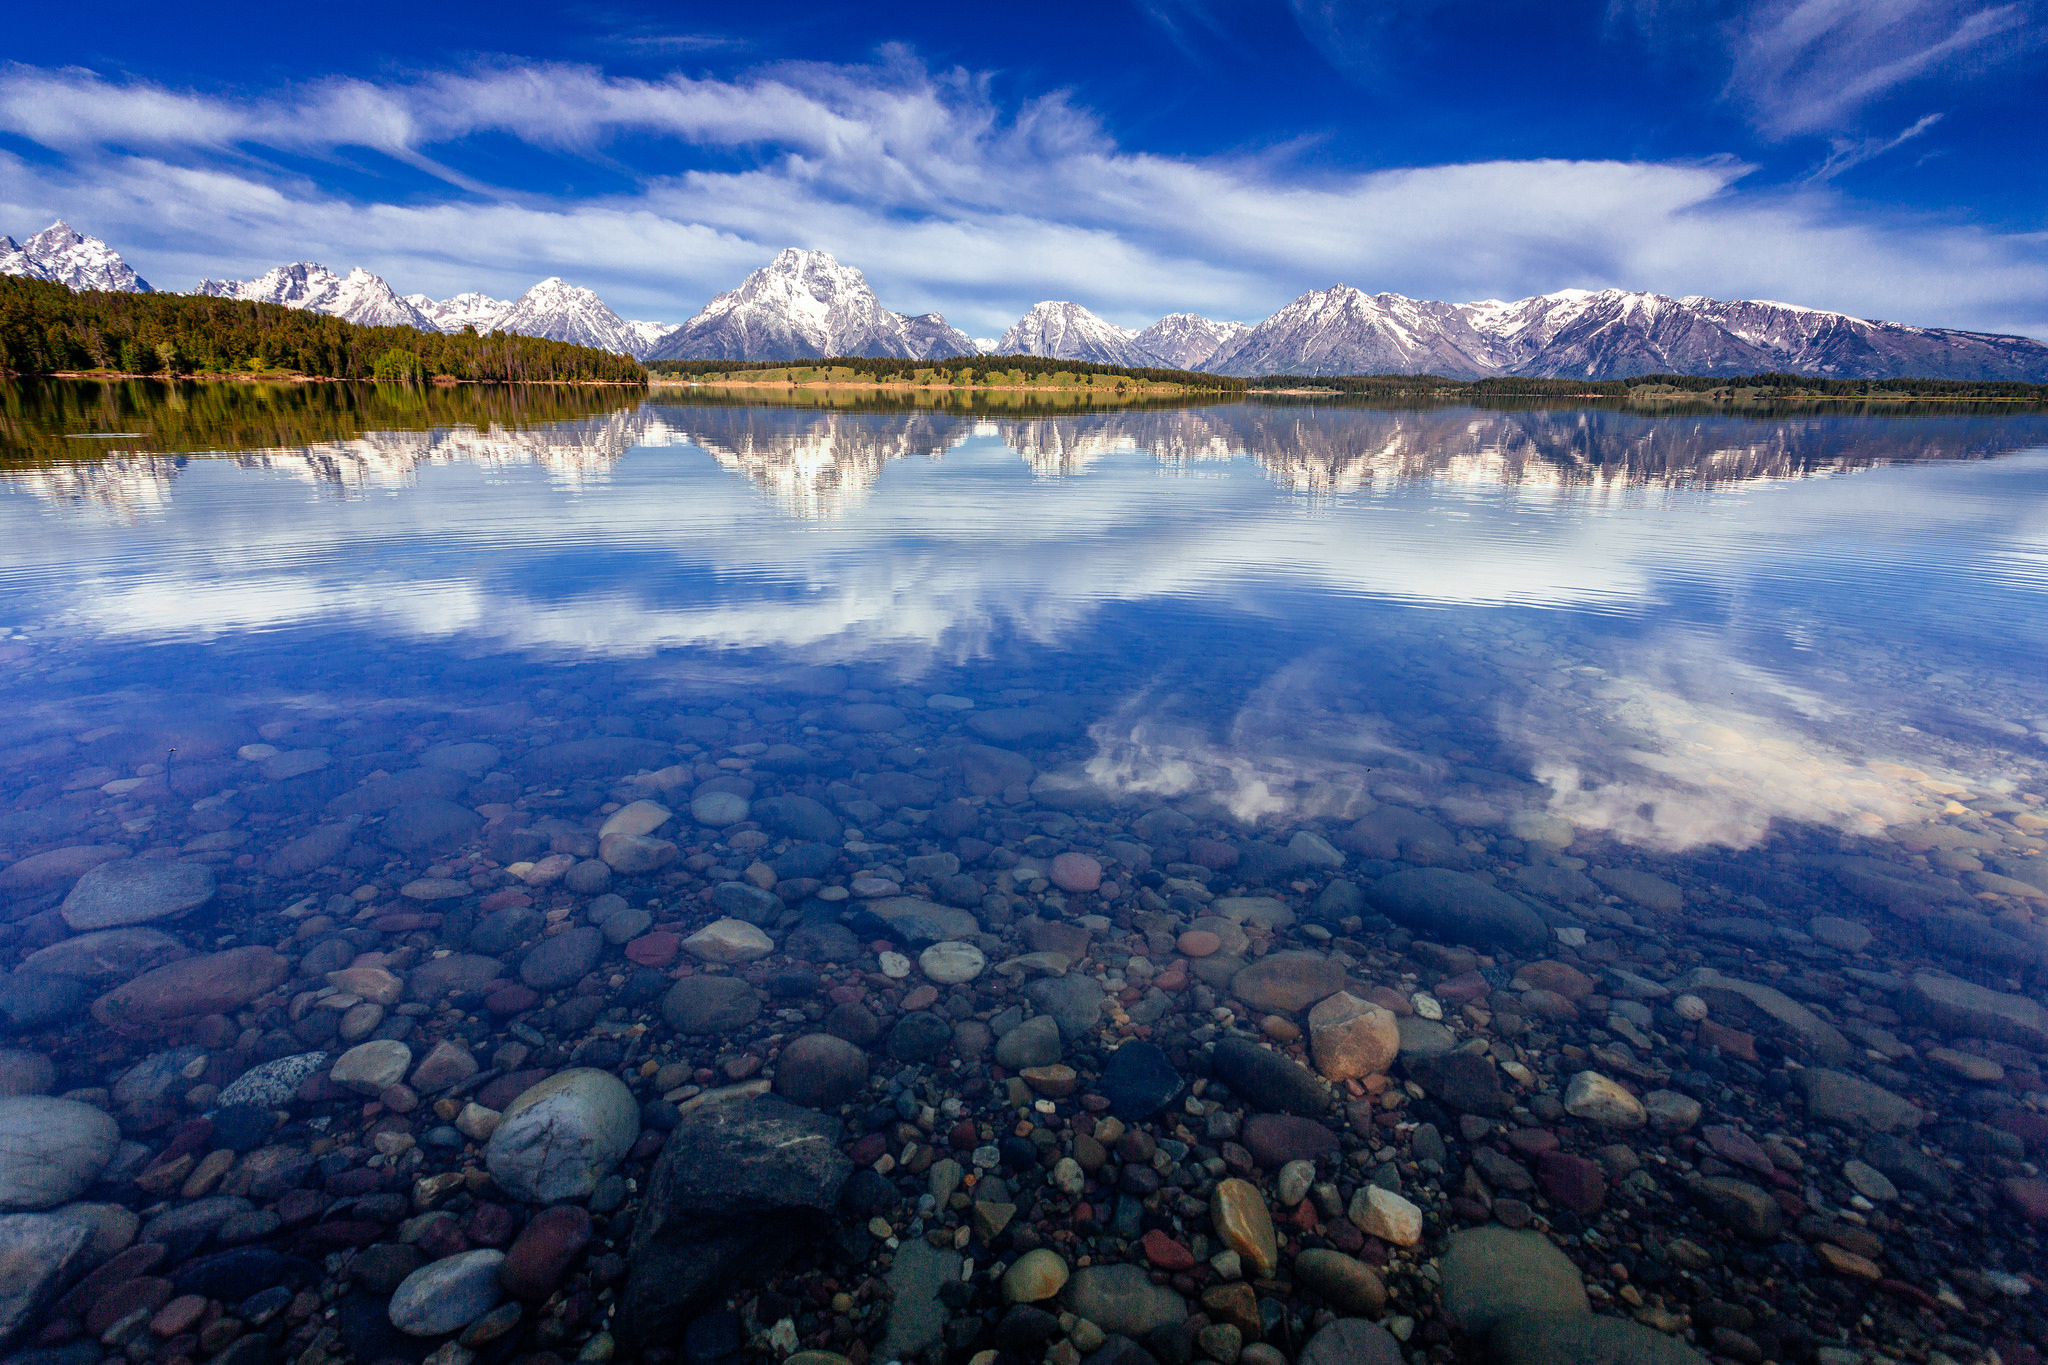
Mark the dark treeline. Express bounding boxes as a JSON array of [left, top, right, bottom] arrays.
[[647, 353, 1244, 390], [1245, 370, 2048, 400], [0, 277, 646, 384], [0, 378, 644, 464]]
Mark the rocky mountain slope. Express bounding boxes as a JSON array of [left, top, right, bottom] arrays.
[[994, 302, 1159, 368], [483, 279, 675, 359], [195, 263, 436, 330], [1214, 286, 2048, 382], [1133, 313, 1251, 370], [406, 291, 511, 334], [0, 221, 153, 292], [648, 250, 974, 363]]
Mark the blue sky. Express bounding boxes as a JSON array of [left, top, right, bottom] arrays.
[[2, 0, 2043, 336]]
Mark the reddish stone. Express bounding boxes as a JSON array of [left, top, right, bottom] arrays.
[[827, 985, 864, 1006], [56, 1245, 168, 1318], [1701, 1124, 1775, 1176], [1187, 839, 1239, 870], [1434, 971, 1492, 1005], [371, 912, 441, 932], [1698, 1019, 1758, 1062], [900, 985, 939, 1011], [1879, 1280, 1941, 1311], [502, 1205, 593, 1301], [1993, 1110, 2048, 1150], [480, 889, 534, 912], [1140, 1230, 1196, 1271], [1363, 986, 1413, 1017], [477, 1069, 551, 1110], [1326, 1218, 1365, 1253], [276, 1190, 326, 1226], [948, 1120, 979, 1150], [463, 1201, 517, 1247], [484, 984, 541, 1016], [1505, 1128, 1559, 1156], [1050, 853, 1102, 894], [149, 1296, 207, 1339], [1154, 970, 1188, 993], [92, 947, 289, 1029], [416, 1217, 470, 1261], [85, 1278, 174, 1337], [2002, 1176, 2048, 1224], [1512, 961, 1595, 1001], [1536, 1151, 1606, 1216], [849, 1133, 889, 1167], [625, 932, 680, 967], [326, 1168, 381, 1196], [1241, 1114, 1340, 1168]]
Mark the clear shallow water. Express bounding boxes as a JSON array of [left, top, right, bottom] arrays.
[[3, 385, 2045, 855], [4, 381, 2048, 1364]]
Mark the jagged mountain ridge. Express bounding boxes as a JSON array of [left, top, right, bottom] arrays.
[[647, 249, 974, 363], [1210, 286, 2048, 382], [196, 263, 437, 330], [995, 302, 1159, 368], [406, 291, 511, 334], [0, 221, 152, 292], [1134, 314, 1252, 370]]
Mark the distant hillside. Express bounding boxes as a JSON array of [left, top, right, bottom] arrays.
[[0, 276, 646, 383]]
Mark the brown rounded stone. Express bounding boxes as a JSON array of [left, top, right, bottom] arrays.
[[501, 1204, 593, 1301]]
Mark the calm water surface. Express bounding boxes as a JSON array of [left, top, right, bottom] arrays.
[[4, 383, 2044, 853], [1, 378, 2046, 1363]]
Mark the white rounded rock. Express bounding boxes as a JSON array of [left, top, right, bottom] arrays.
[[690, 791, 750, 828], [330, 1040, 413, 1096], [484, 1068, 639, 1202], [918, 941, 986, 985], [599, 800, 673, 839], [681, 918, 773, 964], [877, 951, 913, 979], [1673, 993, 1709, 1022], [1562, 1070, 1647, 1128], [0, 1096, 120, 1210]]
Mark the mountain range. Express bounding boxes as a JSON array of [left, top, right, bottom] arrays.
[[5, 218, 2048, 381]]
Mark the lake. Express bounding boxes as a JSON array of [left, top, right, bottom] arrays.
[[0, 377, 2043, 1365]]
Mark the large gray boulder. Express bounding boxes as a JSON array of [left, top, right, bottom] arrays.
[[1368, 869, 1548, 952], [0, 1097, 120, 1209], [60, 859, 215, 932], [0, 1213, 95, 1350], [620, 1095, 852, 1347], [485, 1069, 640, 1202]]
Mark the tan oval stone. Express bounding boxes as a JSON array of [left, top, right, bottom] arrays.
[[1210, 1177, 1278, 1279]]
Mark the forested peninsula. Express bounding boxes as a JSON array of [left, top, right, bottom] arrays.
[[0, 277, 646, 383]]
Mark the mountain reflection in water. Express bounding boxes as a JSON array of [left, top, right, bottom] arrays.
[[0, 381, 2044, 858]]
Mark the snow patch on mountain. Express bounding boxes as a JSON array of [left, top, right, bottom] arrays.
[[0, 221, 152, 292], [649, 249, 974, 362], [482, 278, 672, 358], [196, 263, 435, 330], [994, 302, 1157, 367], [1133, 313, 1251, 370], [407, 291, 511, 333]]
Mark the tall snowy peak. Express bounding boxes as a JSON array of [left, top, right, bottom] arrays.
[[407, 291, 510, 333], [195, 263, 435, 330], [0, 221, 153, 292], [1132, 313, 1251, 370], [649, 248, 974, 362], [487, 278, 674, 358], [1214, 286, 1502, 379], [994, 302, 1156, 367]]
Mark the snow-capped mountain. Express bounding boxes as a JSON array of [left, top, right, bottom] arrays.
[[649, 249, 974, 362], [0, 221, 153, 292], [405, 291, 510, 334], [994, 302, 1159, 368], [1133, 314, 1251, 370], [483, 278, 674, 359], [196, 263, 436, 330], [1207, 285, 2048, 382]]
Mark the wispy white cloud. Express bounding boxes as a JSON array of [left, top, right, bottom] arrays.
[[1806, 111, 1944, 182], [0, 56, 2044, 335]]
